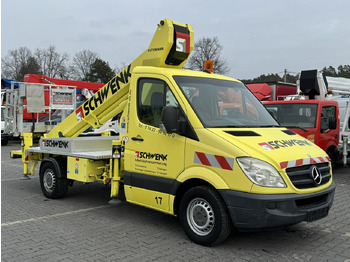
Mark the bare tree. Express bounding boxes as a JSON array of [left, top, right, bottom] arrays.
[[34, 45, 68, 78], [186, 37, 230, 75], [70, 50, 99, 80], [114, 62, 128, 75], [1, 47, 38, 80]]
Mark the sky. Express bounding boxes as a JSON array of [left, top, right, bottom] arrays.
[[1, 0, 350, 80]]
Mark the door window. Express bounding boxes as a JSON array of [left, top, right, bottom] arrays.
[[320, 106, 336, 132], [137, 78, 178, 128]]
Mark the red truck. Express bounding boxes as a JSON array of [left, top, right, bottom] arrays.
[[264, 100, 339, 163], [248, 70, 342, 165]]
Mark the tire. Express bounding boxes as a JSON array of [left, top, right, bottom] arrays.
[[326, 148, 338, 169], [1, 139, 8, 146], [39, 159, 68, 199], [179, 185, 232, 246]]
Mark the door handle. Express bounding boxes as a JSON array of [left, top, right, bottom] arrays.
[[131, 136, 144, 142]]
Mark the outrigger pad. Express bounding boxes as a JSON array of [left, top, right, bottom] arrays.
[[10, 150, 22, 159]]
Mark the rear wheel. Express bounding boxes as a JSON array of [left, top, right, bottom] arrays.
[[39, 159, 68, 199], [179, 185, 232, 246]]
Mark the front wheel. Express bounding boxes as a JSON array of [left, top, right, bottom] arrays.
[[179, 185, 232, 246], [326, 147, 340, 169], [39, 159, 68, 199]]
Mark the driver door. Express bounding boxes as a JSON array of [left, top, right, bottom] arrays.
[[124, 76, 186, 213]]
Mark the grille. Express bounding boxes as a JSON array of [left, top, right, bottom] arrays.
[[286, 162, 331, 189], [295, 194, 328, 209]]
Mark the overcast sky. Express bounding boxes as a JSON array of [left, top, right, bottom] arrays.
[[1, 0, 350, 80]]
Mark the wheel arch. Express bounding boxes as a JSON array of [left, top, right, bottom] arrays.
[[39, 156, 69, 199], [40, 156, 67, 178], [173, 167, 230, 216], [325, 144, 339, 165]]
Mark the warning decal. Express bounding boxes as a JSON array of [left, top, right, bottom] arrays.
[[194, 152, 234, 171]]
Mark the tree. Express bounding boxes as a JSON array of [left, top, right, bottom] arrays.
[[1, 47, 39, 80], [114, 62, 128, 75], [86, 58, 115, 83], [242, 73, 281, 84], [336, 65, 350, 78], [70, 50, 99, 81], [18, 56, 41, 80], [321, 65, 350, 78], [34, 45, 68, 78], [186, 37, 230, 75], [242, 73, 299, 84], [322, 66, 337, 77]]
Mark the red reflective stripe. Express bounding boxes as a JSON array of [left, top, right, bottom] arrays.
[[215, 155, 232, 170], [280, 156, 330, 169], [295, 159, 303, 167], [196, 152, 211, 166], [280, 161, 288, 169]]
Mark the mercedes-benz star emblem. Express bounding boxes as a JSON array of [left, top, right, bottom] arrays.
[[311, 166, 322, 185]]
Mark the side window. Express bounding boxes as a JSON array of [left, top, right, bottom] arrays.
[[320, 106, 336, 132], [137, 78, 178, 128]]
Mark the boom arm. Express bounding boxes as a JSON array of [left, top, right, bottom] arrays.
[[45, 19, 194, 138]]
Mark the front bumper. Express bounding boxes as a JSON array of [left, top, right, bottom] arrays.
[[219, 182, 335, 231]]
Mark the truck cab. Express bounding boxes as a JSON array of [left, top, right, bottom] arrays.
[[264, 100, 339, 163], [119, 66, 335, 244]]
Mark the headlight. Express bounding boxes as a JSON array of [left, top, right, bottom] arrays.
[[237, 157, 286, 188]]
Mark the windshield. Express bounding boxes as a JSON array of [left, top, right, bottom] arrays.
[[264, 103, 318, 128], [173, 76, 279, 128]]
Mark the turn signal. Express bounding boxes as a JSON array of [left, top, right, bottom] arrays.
[[307, 134, 315, 143]]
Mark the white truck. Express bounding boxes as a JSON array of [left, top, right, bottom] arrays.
[[326, 75, 350, 164]]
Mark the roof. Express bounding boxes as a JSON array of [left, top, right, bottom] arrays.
[[246, 83, 272, 101], [1, 78, 19, 89]]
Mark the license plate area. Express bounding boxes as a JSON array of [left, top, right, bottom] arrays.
[[307, 207, 329, 222]]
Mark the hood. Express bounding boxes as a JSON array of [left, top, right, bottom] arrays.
[[208, 127, 329, 171]]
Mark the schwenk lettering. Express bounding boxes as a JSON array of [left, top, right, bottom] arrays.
[[267, 139, 311, 149], [135, 151, 168, 161], [42, 139, 69, 148], [82, 64, 132, 117]]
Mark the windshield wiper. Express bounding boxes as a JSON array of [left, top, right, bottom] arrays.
[[215, 125, 242, 128], [214, 125, 280, 128], [255, 125, 280, 128]]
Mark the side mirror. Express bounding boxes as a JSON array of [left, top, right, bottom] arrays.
[[160, 106, 185, 133], [329, 117, 337, 130]]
